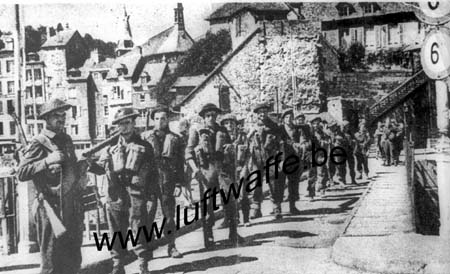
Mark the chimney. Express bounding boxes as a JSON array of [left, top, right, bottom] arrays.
[[90, 48, 99, 64], [174, 3, 185, 31]]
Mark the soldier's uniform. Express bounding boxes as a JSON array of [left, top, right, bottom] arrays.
[[141, 105, 184, 258], [220, 114, 250, 226], [246, 103, 285, 219], [90, 108, 158, 274], [17, 99, 84, 274], [280, 109, 301, 214], [311, 118, 331, 195], [185, 103, 241, 248], [354, 128, 371, 178], [294, 113, 316, 198], [338, 121, 357, 185]]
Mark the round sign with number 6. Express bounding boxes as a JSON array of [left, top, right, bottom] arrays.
[[421, 27, 450, 80]]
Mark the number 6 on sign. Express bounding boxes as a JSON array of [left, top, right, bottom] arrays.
[[421, 28, 450, 80]]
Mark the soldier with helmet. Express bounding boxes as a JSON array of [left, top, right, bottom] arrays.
[[89, 107, 158, 274], [17, 98, 85, 274], [245, 102, 285, 219], [310, 116, 330, 197], [341, 120, 357, 185], [280, 109, 301, 214], [185, 103, 244, 248], [141, 105, 184, 259], [219, 113, 251, 227]]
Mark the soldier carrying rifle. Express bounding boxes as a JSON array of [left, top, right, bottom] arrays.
[[17, 98, 85, 274], [185, 103, 244, 249]]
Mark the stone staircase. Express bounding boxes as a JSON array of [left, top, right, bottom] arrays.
[[368, 70, 429, 125]]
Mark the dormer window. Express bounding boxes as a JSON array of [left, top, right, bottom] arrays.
[[360, 2, 380, 14], [336, 3, 356, 17], [140, 73, 151, 85]]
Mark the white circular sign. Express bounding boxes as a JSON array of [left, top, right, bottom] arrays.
[[416, 2, 450, 25], [421, 27, 450, 80]]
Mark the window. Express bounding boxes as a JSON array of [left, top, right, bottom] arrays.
[[140, 93, 145, 102], [7, 81, 14, 94], [35, 86, 43, 97], [26, 69, 32, 81], [36, 104, 43, 117], [236, 15, 242, 37], [27, 124, 34, 135], [218, 86, 231, 112], [0, 102, 3, 115], [113, 86, 123, 99], [0, 82, 2, 96], [71, 125, 78, 135], [10, 121, 15, 135], [336, 3, 355, 17], [6, 61, 13, 73], [0, 122, 4, 135], [104, 106, 109, 116], [72, 106, 77, 119], [25, 105, 33, 118], [362, 3, 380, 14], [37, 123, 43, 133], [34, 69, 42, 80], [7, 100, 13, 114], [25, 87, 32, 99]]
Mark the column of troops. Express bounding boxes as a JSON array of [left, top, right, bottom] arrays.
[[16, 99, 374, 274]]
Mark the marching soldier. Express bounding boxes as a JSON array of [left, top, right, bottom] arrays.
[[141, 105, 184, 258], [341, 120, 357, 185], [294, 113, 316, 198], [354, 124, 371, 180], [329, 121, 346, 187], [17, 98, 85, 274], [89, 107, 158, 274], [185, 103, 243, 248], [310, 116, 330, 197], [219, 113, 251, 227], [280, 109, 301, 214], [246, 103, 285, 219]]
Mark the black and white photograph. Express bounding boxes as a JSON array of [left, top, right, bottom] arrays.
[[0, 1, 449, 273]]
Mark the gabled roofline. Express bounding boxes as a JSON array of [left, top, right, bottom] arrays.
[[177, 27, 261, 107]]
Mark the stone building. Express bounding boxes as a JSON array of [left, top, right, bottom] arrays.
[[177, 16, 339, 120], [104, 3, 194, 130], [0, 34, 18, 154]]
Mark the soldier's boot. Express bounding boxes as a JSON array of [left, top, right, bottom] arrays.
[[204, 226, 215, 250], [168, 244, 183, 259], [249, 204, 262, 219], [242, 203, 251, 227], [111, 263, 125, 274], [273, 203, 282, 220], [218, 213, 229, 229], [289, 200, 301, 215], [227, 217, 245, 246], [138, 258, 150, 274]]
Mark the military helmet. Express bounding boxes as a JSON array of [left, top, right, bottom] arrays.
[[150, 104, 170, 120], [295, 112, 305, 119], [310, 116, 322, 123], [199, 103, 222, 118], [281, 109, 294, 119], [112, 107, 139, 125], [219, 113, 237, 125], [253, 102, 271, 113], [38, 98, 72, 119]]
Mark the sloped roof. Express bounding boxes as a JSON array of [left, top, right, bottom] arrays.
[[41, 30, 77, 48], [206, 2, 290, 21], [140, 62, 168, 86], [172, 75, 207, 88], [140, 26, 194, 57], [106, 50, 142, 80]]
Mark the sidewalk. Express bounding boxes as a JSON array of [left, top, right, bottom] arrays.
[[332, 158, 450, 274]]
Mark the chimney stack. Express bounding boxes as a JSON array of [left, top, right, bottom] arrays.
[[174, 3, 184, 31]]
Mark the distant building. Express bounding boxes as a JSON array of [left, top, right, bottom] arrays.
[[104, 3, 194, 130], [170, 75, 207, 106], [0, 34, 17, 154]]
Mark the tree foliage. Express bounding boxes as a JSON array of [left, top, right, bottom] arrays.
[[338, 42, 365, 72], [83, 33, 116, 60], [156, 29, 232, 105], [176, 29, 232, 76]]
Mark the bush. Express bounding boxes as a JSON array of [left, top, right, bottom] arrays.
[[338, 42, 365, 71]]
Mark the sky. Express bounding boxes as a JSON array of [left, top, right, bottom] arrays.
[[0, 1, 218, 45]]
